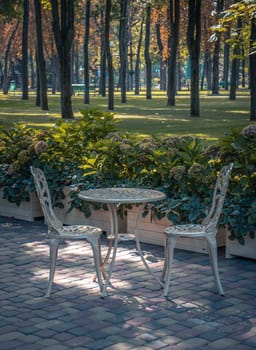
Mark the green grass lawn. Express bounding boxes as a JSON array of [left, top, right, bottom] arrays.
[[0, 89, 251, 140]]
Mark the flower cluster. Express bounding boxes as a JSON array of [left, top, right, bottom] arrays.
[[241, 124, 256, 138], [105, 132, 122, 142], [34, 141, 48, 155], [188, 163, 204, 180], [169, 165, 186, 181]]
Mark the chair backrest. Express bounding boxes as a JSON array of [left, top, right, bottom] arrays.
[[30, 166, 63, 233], [202, 163, 233, 231]]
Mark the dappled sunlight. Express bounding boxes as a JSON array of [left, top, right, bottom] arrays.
[[0, 91, 251, 139], [1, 216, 255, 350]]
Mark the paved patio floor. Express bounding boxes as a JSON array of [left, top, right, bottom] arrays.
[[0, 216, 255, 350]]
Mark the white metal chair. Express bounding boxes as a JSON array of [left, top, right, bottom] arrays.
[[30, 166, 104, 297], [162, 163, 233, 297]]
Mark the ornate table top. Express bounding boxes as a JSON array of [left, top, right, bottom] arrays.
[[78, 187, 166, 204]]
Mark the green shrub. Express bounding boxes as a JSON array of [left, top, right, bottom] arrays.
[[0, 111, 255, 245], [218, 124, 256, 244]]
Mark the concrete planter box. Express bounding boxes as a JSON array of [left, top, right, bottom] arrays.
[[225, 231, 256, 260], [54, 187, 127, 234], [127, 206, 226, 254], [0, 189, 43, 222]]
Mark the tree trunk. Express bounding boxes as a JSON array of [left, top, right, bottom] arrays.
[[212, 0, 224, 95], [51, 0, 74, 119], [135, 17, 144, 95], [84, 0, 91, 104], [119, 0, 128, 103], [2, 21, 19, 95], [99, 3, 106, 97], [229, 54, 239, 100], [249, 16, 256, 121], [167, 0, 180, 106], [223, 32, 230, 90], [155, 20, 166, 91], [230, 17, 242, 100], [74, 43, 80, 84], [105, 0, 114, 110], [35, 55, 40, 106], [241, 56, 246, 88], [34, 0, 48, 110], [128, 25, 134, 91], [144, 3, 152, 100], [21, 0, 29, 100], [29, 52, 35, 89], [187, 0, 201, 117], [51, 54, 59, 95]]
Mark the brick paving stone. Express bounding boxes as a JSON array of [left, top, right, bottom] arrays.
[[64, 336, 93, 348], [43, 345, 70, 350], [53, 332, 75, 342], [208, 338, 240, 348], [178, 338, 209, 349], [103, 343, 134, 350], [0, 217, 256, 350], [0, 340, 21, 350], [224, 346, 256, 350], [128, 347, 155, 350]]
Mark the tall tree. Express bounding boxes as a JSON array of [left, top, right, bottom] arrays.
[[187, 0, 201, 117], [34, 0, 48, 110], [216, 0, 256, 119], [167, 0, 180, 106], [51, 0, 74, 119], [135, 16, 144, 95], [155, 14, 166, 91], [84, 0, 91, 104], [229, 17, 242, 100], [119, 0, 129, 103], [2, 21, 19, 94], [144, 2, 152, 100], [105, 0, 114, 110], [249, 14, 256, 121], [212, 0, 224, 95], [21, 0, 29, 100], [99, 1, 106, 97], [223, 28, 230, 91]]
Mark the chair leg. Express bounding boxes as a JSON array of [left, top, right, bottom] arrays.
[[87, 237, 105, 297], [161, 236, 168, 283], [206, 235, 224, 296], [46, 238, 59, 297], [93, 240, 107, 282], [163, 235, 178, 297]]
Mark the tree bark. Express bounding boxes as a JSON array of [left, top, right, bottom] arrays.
[[51, 0, 74, 119], [249, 16, 256, 120], [229, 18, 241, 101], [135, 17, 144, 95], [223, 29, 230, 91], [99, 3, 106, 97], [187, 0, 201, 117], [21, 0, 29, 100], [144, 2, 152, 100], [167, 0, 180, 106], [105, 0, 114, 110], [34, 0, 48, 110], [156, 21, 166, 91], [212, 0, 224, 95], [119, 0, 129, 103], [2, 21, 19, 95], [84, 0, 91, 104]]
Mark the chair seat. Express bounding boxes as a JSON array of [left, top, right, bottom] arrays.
[[55, 225, 102, 239], [164, 224, 216, 237]]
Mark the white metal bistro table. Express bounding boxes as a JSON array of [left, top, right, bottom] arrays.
[[78, 187, 166, 296]]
